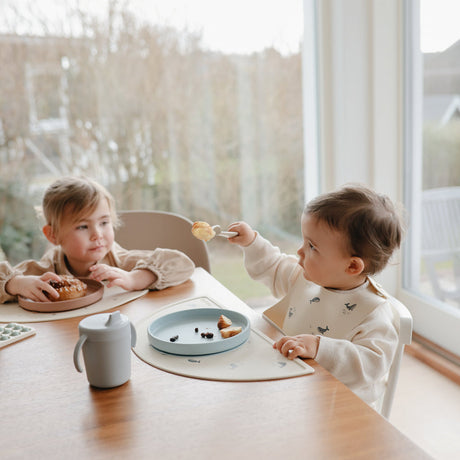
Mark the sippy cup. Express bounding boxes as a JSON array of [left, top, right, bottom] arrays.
[[73, 311, 137, 388]]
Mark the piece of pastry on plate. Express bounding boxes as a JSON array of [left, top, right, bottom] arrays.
[[220, 326, 242, 338], [45, 275, 87, 301], [191, 221, 215, 242], [217, 314, 232, 329]]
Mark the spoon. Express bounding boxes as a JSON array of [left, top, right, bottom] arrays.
[[212, 225, 238, 238]]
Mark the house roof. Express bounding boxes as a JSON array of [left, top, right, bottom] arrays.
[[423, 94, 460, 125]]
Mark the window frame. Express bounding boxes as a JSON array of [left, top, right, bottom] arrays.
[[314, 0, 459, 356], [302, 0, 320, 202], [399, 0, 460, 356]]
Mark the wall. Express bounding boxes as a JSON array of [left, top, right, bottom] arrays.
[[315, 0, 404, 294]]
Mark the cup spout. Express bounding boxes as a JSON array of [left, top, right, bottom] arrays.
[[105, 310, 122, 327]]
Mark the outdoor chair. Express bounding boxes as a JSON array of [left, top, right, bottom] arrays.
[[115, 210, 211, 273], [421, 187, 460, 303]]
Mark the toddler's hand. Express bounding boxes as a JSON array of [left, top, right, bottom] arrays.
[[273, 334, 320, 360], [89, 264, 157, 290], [89, 264, 132, 289], [6, 272, 62, 302], [227, 221, 257, 247]]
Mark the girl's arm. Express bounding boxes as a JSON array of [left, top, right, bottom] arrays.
[[105, 242, 195, 290], [0, 250, 60, 303], [5, 272, 62, 302]]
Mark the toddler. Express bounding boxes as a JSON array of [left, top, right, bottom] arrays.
[[0, 176, 195, 303], [228, 184, 404, 407]]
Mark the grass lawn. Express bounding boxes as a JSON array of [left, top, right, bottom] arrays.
[[211, 251, 272, 300], [207, 237, 300, 305]]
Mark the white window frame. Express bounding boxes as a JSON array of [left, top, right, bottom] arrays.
[[399, 0, 460, 356], [314, 0, 459, 356], [315, 0, 402, 293], [302, 0, 320, 202]]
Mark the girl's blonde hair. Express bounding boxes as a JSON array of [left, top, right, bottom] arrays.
[[305, 184, 405, 275], [41, 176, 119, 234]]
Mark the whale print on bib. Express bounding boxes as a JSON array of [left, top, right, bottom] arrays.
[[280, 276, 387, 339]]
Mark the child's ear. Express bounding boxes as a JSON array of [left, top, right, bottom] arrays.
[[346, 257, 365, 276], [42, 224, 57, 245]]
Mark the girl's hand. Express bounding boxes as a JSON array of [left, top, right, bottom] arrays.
[[89, 264, 157, 290], [5, 272, 62, 302], [227, 221, 257, 247], [273, 334, 320, 360]]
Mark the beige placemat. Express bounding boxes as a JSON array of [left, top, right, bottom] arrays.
[[0, 286, 148, 323], [133, 296, 314, 382]]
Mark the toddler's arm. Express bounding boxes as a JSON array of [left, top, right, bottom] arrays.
[[227, 227, 300, 299], [0, 247, 74, 303], [227, 222, 256, 247], [108, 243, 195, 290], [5, 272, 62, 302], [315, 305, 398, 387], [89, 264, 157, 290]]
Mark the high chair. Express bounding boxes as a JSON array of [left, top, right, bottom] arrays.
[[115, 210, 211, 273], [380, 296, 413, 419]]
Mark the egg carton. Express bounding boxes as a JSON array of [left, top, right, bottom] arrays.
[[0, 323, 36, 348]]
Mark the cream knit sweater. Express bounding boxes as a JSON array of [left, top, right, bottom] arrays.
[[0, 242, 195, 304]]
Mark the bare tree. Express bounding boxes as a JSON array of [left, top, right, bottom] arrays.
[[1, 1, 304, 262]]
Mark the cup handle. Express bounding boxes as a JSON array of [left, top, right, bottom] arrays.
[[73, 334, 87, 373], [130, 322, 137, 348]]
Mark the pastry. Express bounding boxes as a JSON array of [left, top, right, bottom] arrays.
[[217, 314, 232, 330], [191, 221, 216, 242], [220, 326, 242, 338], [45, 276, 87, 301]]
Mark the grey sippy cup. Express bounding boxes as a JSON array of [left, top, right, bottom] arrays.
[[73, 311, 137, 388]]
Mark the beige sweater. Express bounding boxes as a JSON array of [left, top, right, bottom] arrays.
[[0, 242, 195, 304], [242, 233, 399, 406]]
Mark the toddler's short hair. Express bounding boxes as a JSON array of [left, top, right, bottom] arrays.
[[305, 184, 404, 275], [42, 176, 119, 234]]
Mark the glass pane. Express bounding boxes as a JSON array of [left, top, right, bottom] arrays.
[[419, 0, 460, 306], [404, 0, 460, 311], [0, 0, 305, 306]]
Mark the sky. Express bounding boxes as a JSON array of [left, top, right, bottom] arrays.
[[131, 0, 304, 55], [0, 0, 459, 54], [0, 0, 304, 55], [420, 0, 460, 52], [134, 0, 460, 54]]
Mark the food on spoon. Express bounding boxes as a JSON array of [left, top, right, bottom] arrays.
[[217, 314, 232, 330], [220, 326, 242, 339], [191, 221, 216, 242], [44, 276, 87, 301]]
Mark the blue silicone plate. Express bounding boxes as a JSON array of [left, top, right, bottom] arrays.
[[147, 308, 250, 356]]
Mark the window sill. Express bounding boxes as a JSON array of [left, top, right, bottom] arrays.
[[405, 332, 460, 385]]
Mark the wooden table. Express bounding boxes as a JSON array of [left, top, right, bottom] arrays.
[[0, 268, 431, 459]]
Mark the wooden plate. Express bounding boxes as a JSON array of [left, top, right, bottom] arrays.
[[18, 278, 104, 313]]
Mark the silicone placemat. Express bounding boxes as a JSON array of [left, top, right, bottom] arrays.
[[0, 285, 148, 323], [133, 296, 314, 382]]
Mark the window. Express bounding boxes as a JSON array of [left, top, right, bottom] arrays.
[[0, 0, 312, 306], [403, 0, 460, 355]]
